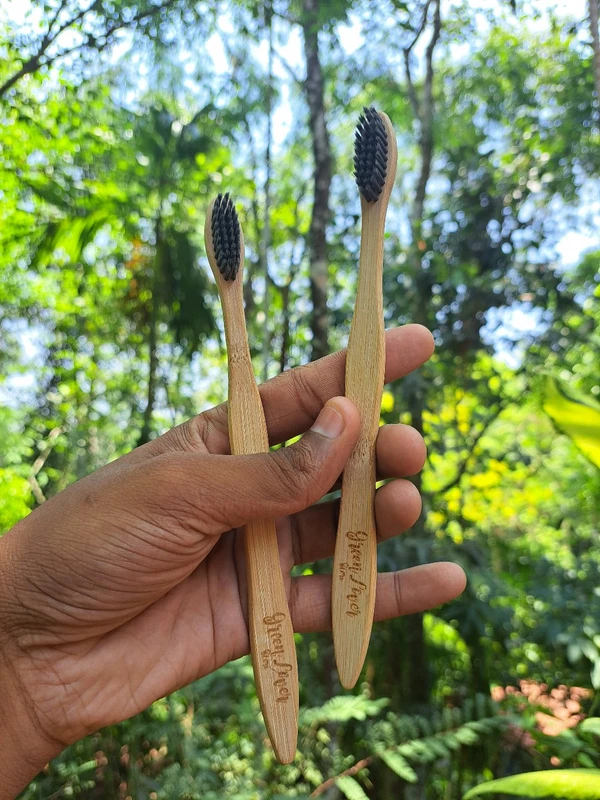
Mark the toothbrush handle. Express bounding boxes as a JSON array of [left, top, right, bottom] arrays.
[[227, 337, 299, 765], [332, 205, 385, 689]]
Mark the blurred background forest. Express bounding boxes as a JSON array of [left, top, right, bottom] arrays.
[[1, 0, 600, 797]]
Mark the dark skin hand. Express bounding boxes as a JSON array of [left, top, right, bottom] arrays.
[[0, 325, 466, 797]]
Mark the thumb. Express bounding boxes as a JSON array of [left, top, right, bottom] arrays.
[[155, 396, 360, 535]]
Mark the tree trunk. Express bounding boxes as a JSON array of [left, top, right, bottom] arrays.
[[589, 0, 600, 101], [138, 306, 158, 446], [398, 12, 442, 800], [261, 0, 274, 380], [301, 0, 331, 361], [137, 220, 162, 446], [403, 391, 431, 710]]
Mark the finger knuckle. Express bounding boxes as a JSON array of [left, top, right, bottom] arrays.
[[269, 444, 315, 508], [289, 363, 326, 422], [170, 414, 210, 452]]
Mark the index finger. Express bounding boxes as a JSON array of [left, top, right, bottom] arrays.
[[155, 324, 433, 457]]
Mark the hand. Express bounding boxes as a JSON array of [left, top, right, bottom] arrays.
[[0, 325, 465, 795]]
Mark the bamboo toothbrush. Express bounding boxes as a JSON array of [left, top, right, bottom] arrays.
[[332, 108, 398, 689], [205, 193, 298, 764]]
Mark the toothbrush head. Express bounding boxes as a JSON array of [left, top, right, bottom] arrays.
[[354, 106, 388, 204], [210, 193, 241, 281]]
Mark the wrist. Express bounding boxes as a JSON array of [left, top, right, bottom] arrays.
[[0, 535, 62, 798]]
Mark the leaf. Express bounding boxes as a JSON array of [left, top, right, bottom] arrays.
[[463, 769, 600, 799], [301, 695, 388, 726], [543, 376, 600, 468], [32, 209, 110, 267], [336, 776, 369, 800], [579, 718, 600, 736], [379, 750, 418, 783], [592, 659, 600, 690]]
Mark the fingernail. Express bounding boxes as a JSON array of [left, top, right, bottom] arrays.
[[311, 402, 345, 439]]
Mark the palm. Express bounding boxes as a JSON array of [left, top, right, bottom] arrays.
[[4, 326, 466, 751]]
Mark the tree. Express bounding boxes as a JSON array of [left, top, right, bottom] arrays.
[[0, 0, 206, 100]]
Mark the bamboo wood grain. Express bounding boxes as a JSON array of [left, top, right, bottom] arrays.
[[332, 112, 398, 689], [205, 203, 298, 764]]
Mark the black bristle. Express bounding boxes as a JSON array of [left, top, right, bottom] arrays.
[[211, 193, 241, 280], [354, 106, 388, 203]]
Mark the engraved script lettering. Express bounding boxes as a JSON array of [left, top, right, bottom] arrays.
[[339, 531, 368, 617], [261, 612, 293, 703]]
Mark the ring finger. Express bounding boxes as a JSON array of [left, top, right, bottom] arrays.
[[289, 478, 422, 566]]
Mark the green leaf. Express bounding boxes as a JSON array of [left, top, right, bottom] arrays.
[[379, 750, 418, 783], [463, 769, 600, 799], [579, 718, 600, 736], [543, 377, 600, 468], [336, 776, 369, 800]]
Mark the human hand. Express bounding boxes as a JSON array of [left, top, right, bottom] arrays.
[[0, 325, 465, 796]]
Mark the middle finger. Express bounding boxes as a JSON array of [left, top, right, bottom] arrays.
[[289, 478, 422, 566]]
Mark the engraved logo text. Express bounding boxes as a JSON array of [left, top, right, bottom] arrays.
[[338, 531, 368, 617], [261, 612, 293, 703]]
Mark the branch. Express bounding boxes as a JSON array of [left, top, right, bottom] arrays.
[[428, 402, 506, 497], [589, 0, 600, 102], [410, 0, 442, 231], [278, 231, 306, 373], [405, 0, 432, 56], [272, 46, 302, 85], [46, 0, 71, 38], [424, 0, 442, 112], [403, 48, 421, 122], [28, 426, 64, 505], [0, 0, 178, 99], [271, 8, 300, 26], [310, 756, 373, 797], [0, 2, 94, 98], [402, 0, 432, 122], [27, 474, 47, 506]]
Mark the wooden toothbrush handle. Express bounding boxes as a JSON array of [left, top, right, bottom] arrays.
[[227, 350, 299, 764], [244, 516, 298, 763], [332, 208, 385, 690], [332, 439, 379, 689]]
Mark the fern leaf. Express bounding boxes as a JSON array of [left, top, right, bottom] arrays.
[[455, 727, 480, 746], [379, 751, 418, 783], [301, 695, 388, 726], [442, 733, 462, 751], [427, 738, 451, 758], [336, 775, 370, 800]]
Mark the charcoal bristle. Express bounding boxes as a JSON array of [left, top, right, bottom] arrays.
[[211, 193, 241, 280], [354, 106, 388, 203]]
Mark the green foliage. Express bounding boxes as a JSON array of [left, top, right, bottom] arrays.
[[2, 0, 600, 796], [301, 694, 389, 725], [0, 467, 32, 531], [464, 769, 600, 799]]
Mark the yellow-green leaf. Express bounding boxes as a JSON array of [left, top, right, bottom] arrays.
[[464, 769, 600, 799], [543, 377, 600, 468], [580, 718, 600, 736]]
